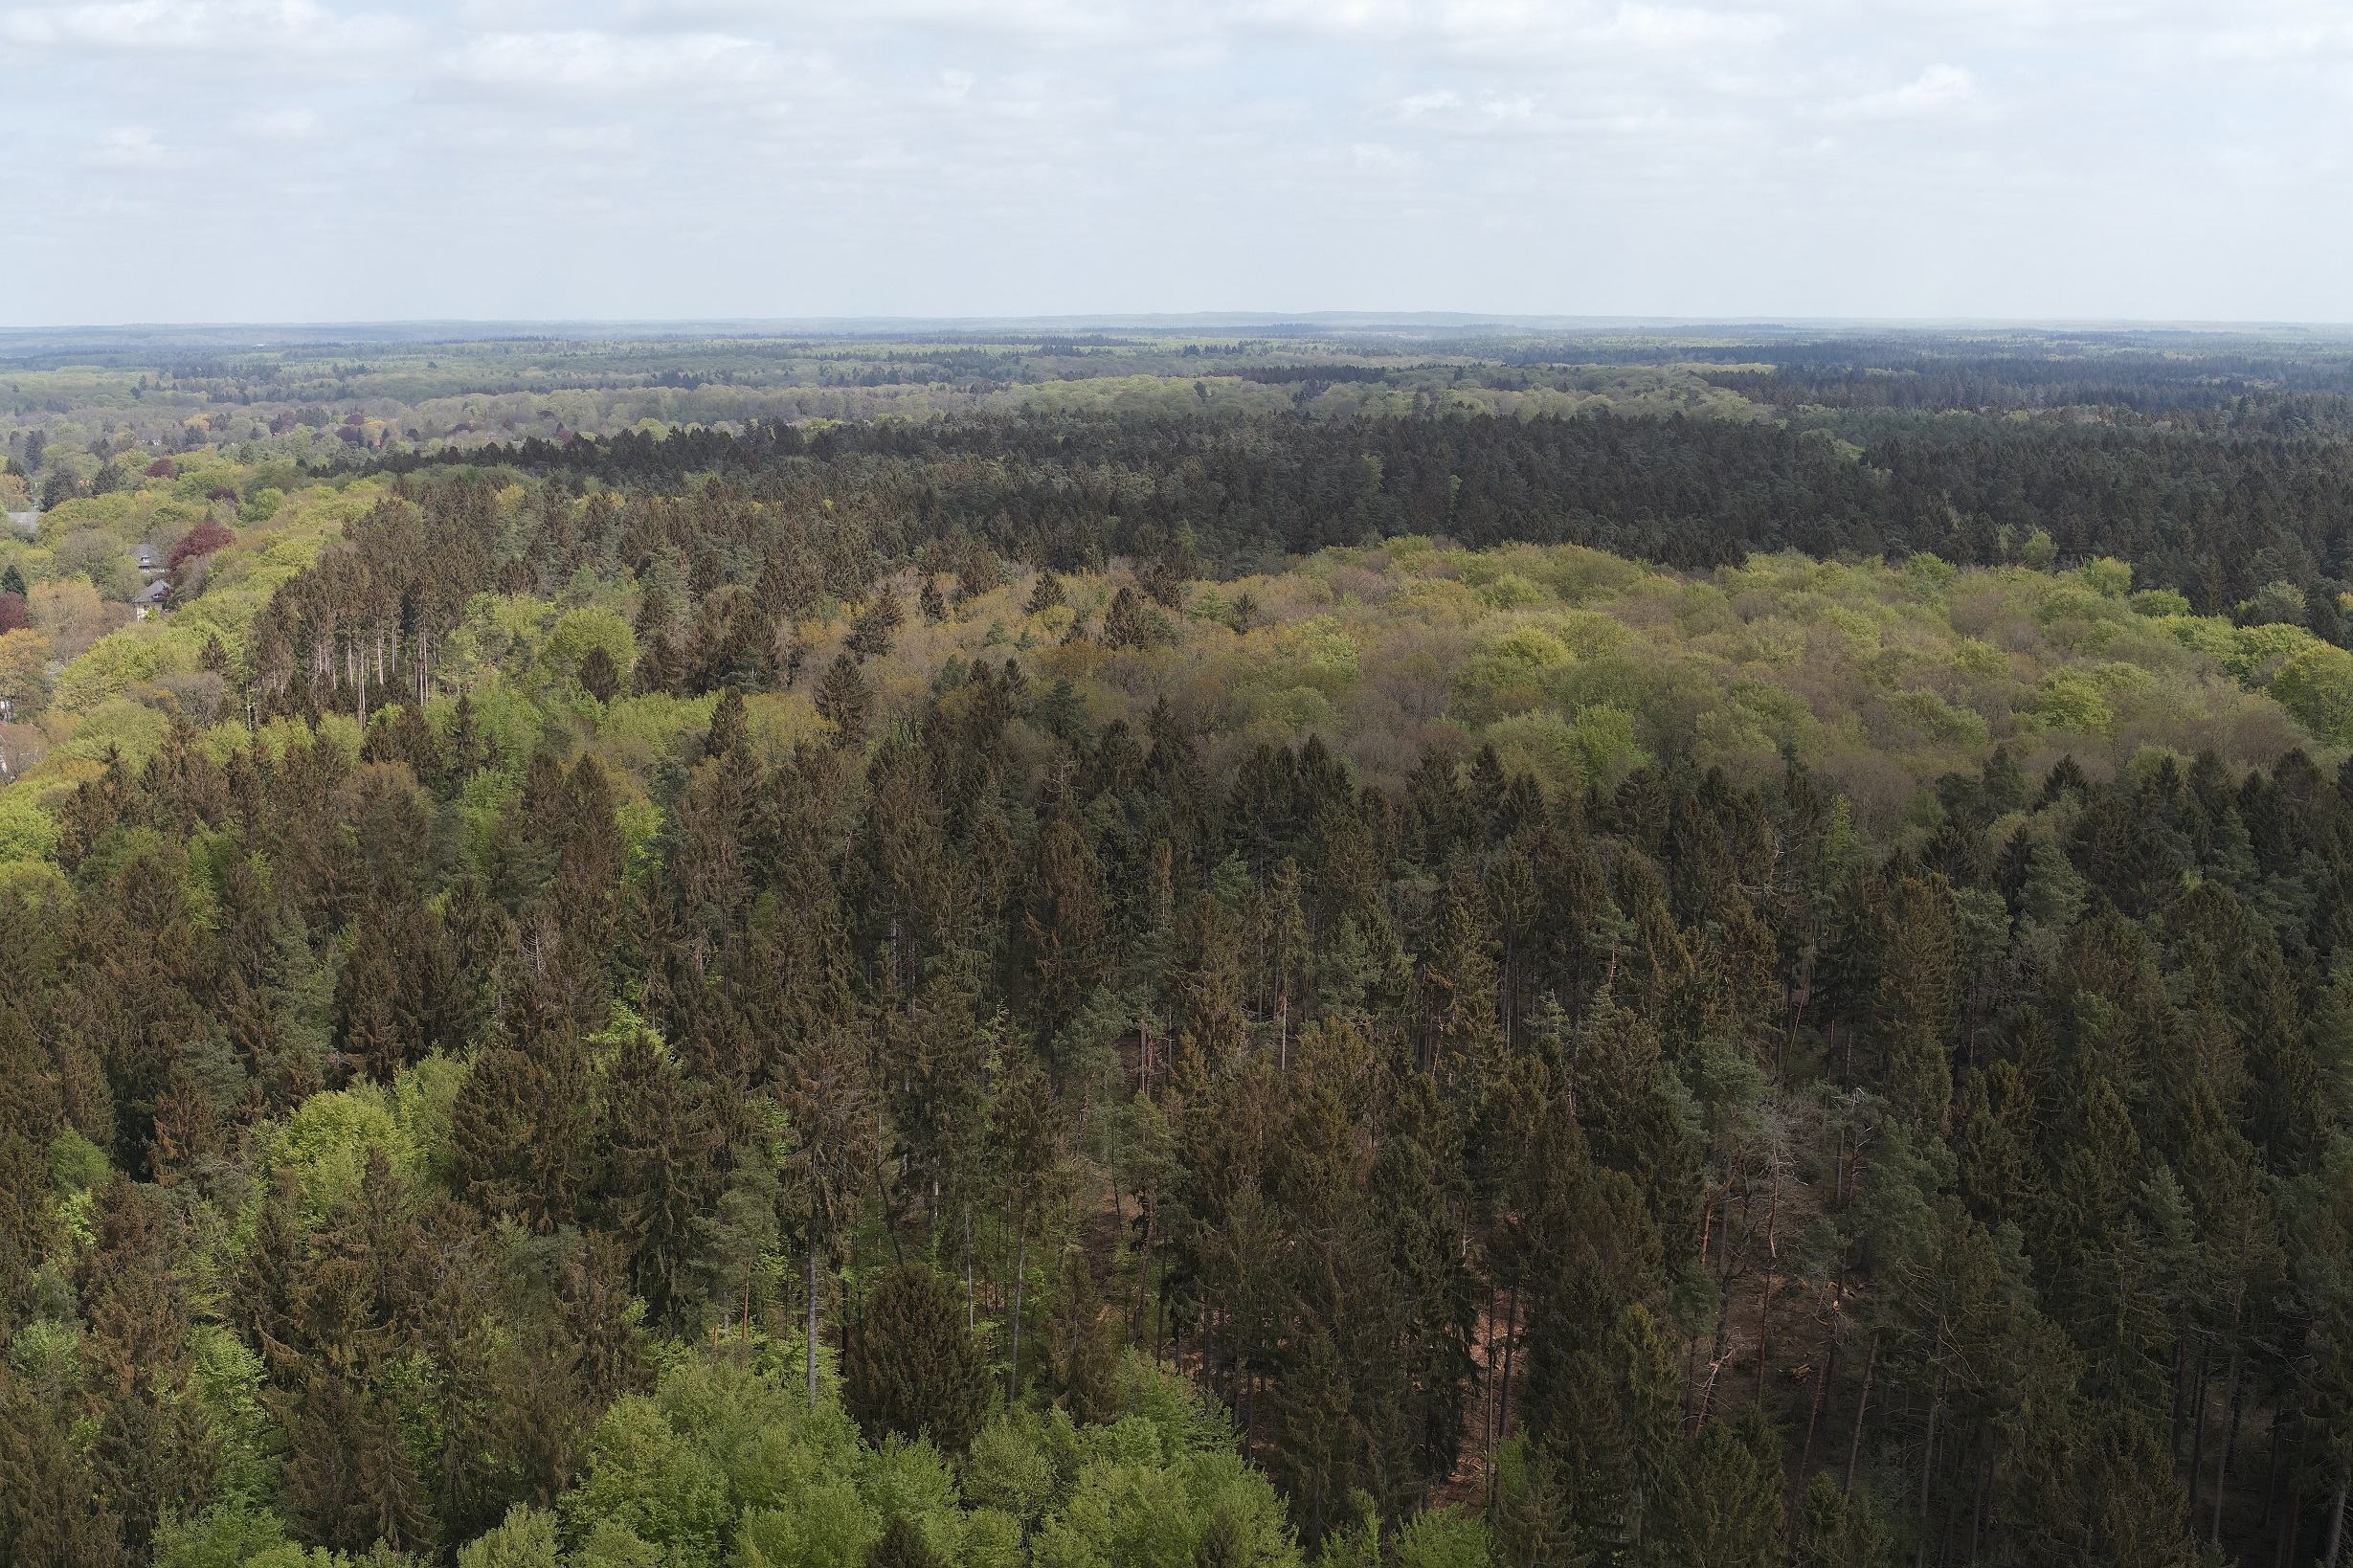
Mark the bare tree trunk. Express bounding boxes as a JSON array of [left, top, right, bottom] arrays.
[[1498, 1286, 1520, 1448], [1759, 1154, 1782, 1402], [2323, 1476, 2347, 1568], [1132, 1193, 1154, 1338], [1918, 1372, 1946, 1568], [2214, 1346, 2241, 1545], [2190, 1341, 2211, 1526], [1845, 1332, 1879, 1497], [806, 1240, 820, 1411], [1008, 1202, 1029, 1400], [1797, 1334, 1837, 1515]]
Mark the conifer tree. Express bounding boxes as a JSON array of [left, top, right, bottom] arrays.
[[1272, 1329, 1358, 1552], [1873, 875, 1958, 1140], [868, 1514, 948, 1568], [77, 1178, 213, 1555], [780, 1030, 881, 1408], [1020, 816, 1106, 1044], [598, 1032, 730, 1331], [1102, 585, 1156, 649], [578, 642, 618, 703], [847, 589, 905, 659], [846, 1262, 991, 1454], [1654, 1403, 1785, 1568], [817, 654, 872, 748], [0, 1370, 121, 1567], [1165, 890, 1249, 1069], [1044, 1246, 1120, 1425], [990, 1052, 1063, 1401], [1792, 1471, 1893, 1568]]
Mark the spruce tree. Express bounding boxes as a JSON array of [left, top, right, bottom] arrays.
[[597, 1032, 729, 1331], [1271, 1330, 1358, 1552], [816, 654, 871, 748], [845, 1262, 991, 1454], [1873, 875, 1958, 1140], [1654, 1403, 1785, 1568], [1020, 816, 1106, 1044], [578, 642, 618, 703], [1792, 1471, 1893, 1568], [867, 1514, 947, 1568], [1102, 585, 1155, 649], [1044, 1247, 1119, 1425]]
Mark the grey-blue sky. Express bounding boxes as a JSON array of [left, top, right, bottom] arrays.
[[2, 0, 2345, 325]]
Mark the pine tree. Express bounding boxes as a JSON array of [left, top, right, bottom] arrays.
[[1026, 571, 1064, 614]]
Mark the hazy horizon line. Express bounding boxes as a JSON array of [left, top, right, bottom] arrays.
[[9, 313, 2353, 351]]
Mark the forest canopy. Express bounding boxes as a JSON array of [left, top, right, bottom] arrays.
[[2, 325, 2352, 1568]]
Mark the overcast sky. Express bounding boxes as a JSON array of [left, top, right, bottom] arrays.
[[3, 0, 2347, 326]]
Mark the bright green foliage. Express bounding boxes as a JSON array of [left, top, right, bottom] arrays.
[[453, 1507, 560, 1568], [1389, 1507, 1490, 1568], [7, 372, 2353, 1568], [2268, 640, 2353, 744], [552, 1355, 1274, 1568], [152, 1501, 294, 1568]]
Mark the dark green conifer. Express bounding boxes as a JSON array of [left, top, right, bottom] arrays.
[[845, 1263, 990, 1454], [816, 654, 871, 748], [577, 642, 618, 703], [867, 1514, 947, 1568]]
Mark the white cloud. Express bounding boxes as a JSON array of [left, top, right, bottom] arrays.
[[0, 0, 407, 56], [233, 106, 321, 137], [1830, 62, 1980, 120], [86, 124, 166, 166], [1, 0, 2350, 321]]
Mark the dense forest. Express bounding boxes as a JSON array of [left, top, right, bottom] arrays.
[[2, 328, 2352, 1568], [399, 407, 2353, 615]]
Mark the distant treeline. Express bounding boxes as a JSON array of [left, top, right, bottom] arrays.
[[1703, 347, 2353, 437], [378, 409, 2353, 612]]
